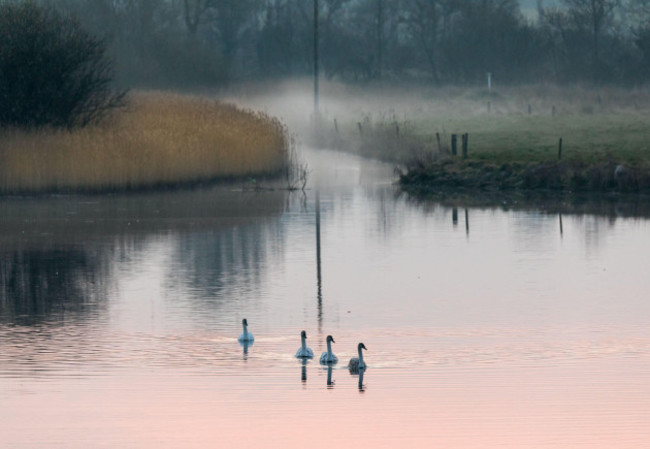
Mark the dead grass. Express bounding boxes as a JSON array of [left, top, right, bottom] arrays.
[[0, 91, 289, 193]]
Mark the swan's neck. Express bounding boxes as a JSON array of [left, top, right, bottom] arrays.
[[301, 335, 307, 351], [358, 346, 365, 365], [242, 322, 248, 336], [326, 340, 332, 355]]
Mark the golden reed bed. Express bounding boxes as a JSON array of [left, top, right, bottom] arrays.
[[0, 92, 289, 193]]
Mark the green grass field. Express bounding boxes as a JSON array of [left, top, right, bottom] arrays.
[[312, 84, 650, 191], [408, 111, 650, 165]]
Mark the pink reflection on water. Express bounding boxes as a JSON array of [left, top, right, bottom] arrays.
[[2, 327, 650, 449]]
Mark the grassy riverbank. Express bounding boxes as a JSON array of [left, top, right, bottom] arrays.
[[399, 108, 650, 192], [0, 92, 289, 194], [307, 84, 650, 192]]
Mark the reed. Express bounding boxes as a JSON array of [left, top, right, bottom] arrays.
[[0, 92, 289, 193]]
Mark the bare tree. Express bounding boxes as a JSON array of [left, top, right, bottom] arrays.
[[405, 0, 443, 82], [562, 0, 620, 81]]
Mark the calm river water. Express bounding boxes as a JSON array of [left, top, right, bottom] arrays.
[[1, 149, 650, 448]]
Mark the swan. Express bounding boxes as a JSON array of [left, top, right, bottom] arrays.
[[295, 330, 314, 358], [348, 342, 367, 373], [319, 335, 338, 364], [237, 318, 254, 343]]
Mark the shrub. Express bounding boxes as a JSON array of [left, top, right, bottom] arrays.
[[0, 2, 126, 129]]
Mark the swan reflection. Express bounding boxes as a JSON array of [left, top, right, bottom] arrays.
[[326, 365, 334, 389], [300, 358, 308, 383], [347, 364, 367, 392], [357, 367, 366, 392], [239, 339, 253, 359]]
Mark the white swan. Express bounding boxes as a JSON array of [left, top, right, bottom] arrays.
[[295, 330, 314, 358], [319, 335, 338, 364], [237, 318, 254, 343], [348, 342, 367, 373]]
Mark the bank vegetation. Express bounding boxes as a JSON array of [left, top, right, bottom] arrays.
[[310, 84, 650, 193], [0, 93, 290, 194]]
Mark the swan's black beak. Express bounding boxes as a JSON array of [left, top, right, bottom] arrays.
[[242, 318, 248, 325]]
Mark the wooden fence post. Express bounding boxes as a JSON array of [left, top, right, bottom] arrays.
[[558, 137, 563, 160], [462, 133, 468, 158], [451, 134, 458, 156]]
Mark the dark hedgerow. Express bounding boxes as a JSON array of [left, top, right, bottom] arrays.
[[0, 2, 126, 129]]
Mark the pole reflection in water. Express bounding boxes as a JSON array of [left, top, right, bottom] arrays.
[[315, 190, 323, 331]]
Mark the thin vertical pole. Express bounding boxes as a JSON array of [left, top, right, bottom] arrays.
[[462, 133, 468, 158], [313, 0, 319, 115], [376, 0, 383, 79]]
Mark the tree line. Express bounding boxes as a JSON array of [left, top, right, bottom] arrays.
[[20, 0, 650, 87]]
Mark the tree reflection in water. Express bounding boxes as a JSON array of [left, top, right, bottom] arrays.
[[0, 247, 111, 325], [0, 187, 288, 327]]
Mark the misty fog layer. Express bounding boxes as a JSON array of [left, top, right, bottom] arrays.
[[36, 0, 650, 88]]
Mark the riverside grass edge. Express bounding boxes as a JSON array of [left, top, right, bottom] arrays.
[[0, 92, 290, 195]]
